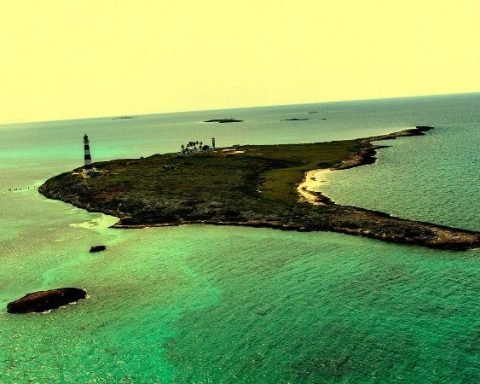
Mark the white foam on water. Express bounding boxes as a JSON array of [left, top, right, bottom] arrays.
[[70, 214, 119, 230]]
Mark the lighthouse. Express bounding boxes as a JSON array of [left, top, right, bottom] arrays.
[[83, 134, 93, 170]]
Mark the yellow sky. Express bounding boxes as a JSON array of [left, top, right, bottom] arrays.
[[0, 0, 479, 124]]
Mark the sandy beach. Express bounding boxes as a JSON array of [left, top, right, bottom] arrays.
[[297, 169, 333, 205]]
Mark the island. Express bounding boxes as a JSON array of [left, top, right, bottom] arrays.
[[112, 116, 134, 120], [204, 118, 243, 123], [7, 288, 87, 314], [39, 126, 480, 251]]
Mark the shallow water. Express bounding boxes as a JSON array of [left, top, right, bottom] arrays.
[[0, 94, 479, 383]]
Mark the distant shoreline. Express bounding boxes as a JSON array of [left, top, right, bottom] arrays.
[[39, 126, 480, 251]]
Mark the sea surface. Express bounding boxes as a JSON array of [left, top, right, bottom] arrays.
[[0, 94, 479, 383]]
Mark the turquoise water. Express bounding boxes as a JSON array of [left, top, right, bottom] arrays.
[[0, 94, 479, 383]]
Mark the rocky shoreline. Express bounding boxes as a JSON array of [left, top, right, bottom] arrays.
[[39, 126, 480, 251], [334, 126, 434, 170], [300, 126, 435, 204], [110, 209, 480, 251]]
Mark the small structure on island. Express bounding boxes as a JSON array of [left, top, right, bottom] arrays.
[[82, 134, 100, 176], [212, 137, 216, 150], [84, 134, 93, 170]]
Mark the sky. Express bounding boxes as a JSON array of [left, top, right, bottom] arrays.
[[0, 0, 479, 124]]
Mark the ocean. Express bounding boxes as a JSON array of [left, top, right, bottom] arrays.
[[0, 93, 479, 383]]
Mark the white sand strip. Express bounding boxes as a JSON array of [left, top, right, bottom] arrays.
[[297, 169, 332, 205]]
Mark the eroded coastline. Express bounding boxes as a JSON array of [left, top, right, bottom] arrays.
[[39, 127, 480, 251]]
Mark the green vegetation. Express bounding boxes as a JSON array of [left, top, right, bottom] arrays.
[[52, 139, 361, 221], [246, 140, 360, 202]]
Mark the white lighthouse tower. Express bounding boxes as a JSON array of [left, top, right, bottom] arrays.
[[83, 134, 93, 171]]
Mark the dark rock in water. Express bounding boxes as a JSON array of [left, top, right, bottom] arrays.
[[284, 118, 309, 121], [90, 245, 106, 253], [7, 288, 87, 314], [204, 118, 243, 123]]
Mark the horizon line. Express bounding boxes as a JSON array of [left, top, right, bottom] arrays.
[[1, 90, 479, 128]]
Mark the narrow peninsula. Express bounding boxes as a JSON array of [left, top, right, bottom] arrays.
[[39, 127, 480, 251]]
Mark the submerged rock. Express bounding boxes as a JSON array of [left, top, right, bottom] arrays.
[[90, 245, 107, 253], [7, 288, 87, 314]]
